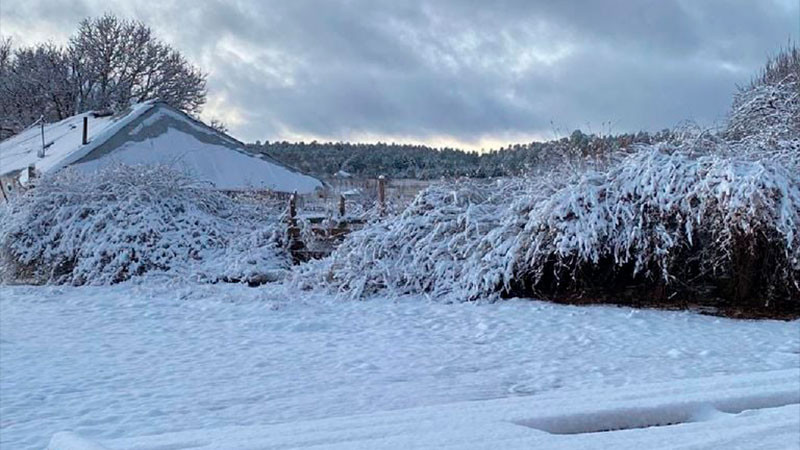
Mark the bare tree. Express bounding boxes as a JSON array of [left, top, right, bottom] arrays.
[[0, 41, 73, 135], [0, 14, 207, 137], [0, 37, 11, 71], [0, 37, 16, 138], [69, 14, 207, 114], [69, 14, 206, 114]]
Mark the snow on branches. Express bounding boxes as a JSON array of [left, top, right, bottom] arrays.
[[726, 45, 799, 173], [293, 144, 799, 307], [0, 165, 289, 285], [291, 178, 539, 299]]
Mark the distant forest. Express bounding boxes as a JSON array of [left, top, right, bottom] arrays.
[[248, 129, 677, 179]]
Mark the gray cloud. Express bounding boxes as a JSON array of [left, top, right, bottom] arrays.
[[1, 0, 797, 147]]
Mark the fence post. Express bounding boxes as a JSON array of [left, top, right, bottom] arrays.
[[378, 175, 386, 216], [39, 121, 45, 158], [339, 194, 346, 218], [82, 116, 88, 145], [289, 191, 297, 227]]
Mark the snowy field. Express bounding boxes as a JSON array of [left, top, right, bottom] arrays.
[[1, 283, 799, 449]]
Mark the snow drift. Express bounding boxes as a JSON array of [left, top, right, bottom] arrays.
[[0, 165, 290, 285]]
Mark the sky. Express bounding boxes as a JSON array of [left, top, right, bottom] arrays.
[[1, 0, 797, 150]]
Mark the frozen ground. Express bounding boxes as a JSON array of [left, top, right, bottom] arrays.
[[1, 283, 798, 449]]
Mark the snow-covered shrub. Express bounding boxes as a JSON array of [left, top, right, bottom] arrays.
[[726, 45, 799, 171], [197, 226, 290, 285], [294, 144, 799, 308], [727, 75, 798, 144], [0, 165, 289, 285], [290, 177, 556, 299], [508, 146, 799, 306]]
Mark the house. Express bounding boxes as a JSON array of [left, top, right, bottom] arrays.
[[0, 101, 323, 201]]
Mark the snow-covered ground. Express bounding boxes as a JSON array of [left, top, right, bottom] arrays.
[[1, 283, 798, 449], [53, 369, 800, 449]]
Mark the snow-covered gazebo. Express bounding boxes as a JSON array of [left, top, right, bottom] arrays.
[[0, 101, 322, 201]]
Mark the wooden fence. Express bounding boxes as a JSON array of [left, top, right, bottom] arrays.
[[284, 177, 386, 262]]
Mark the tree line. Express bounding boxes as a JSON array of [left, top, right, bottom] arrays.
[[249, 129, 675, 179]]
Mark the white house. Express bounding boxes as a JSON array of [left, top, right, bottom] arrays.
[[0, 101, 323, 201]]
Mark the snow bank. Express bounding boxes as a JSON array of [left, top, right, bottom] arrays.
[[0, 165, 290, 285], [4, 282, 795, 448]]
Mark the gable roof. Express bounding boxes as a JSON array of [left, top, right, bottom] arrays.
[[0, 102, 323, 193]]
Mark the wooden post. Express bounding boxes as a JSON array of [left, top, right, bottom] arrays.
[[82, 116, 88, 145], [0, 180, 8, 203], [288, 191, 298, 228], [377, 175, 386, 216], [39, 121, 45, 158], [339, 195, 346, 217]]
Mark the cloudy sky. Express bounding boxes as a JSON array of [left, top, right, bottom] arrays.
[[1, 0, 797, 149]]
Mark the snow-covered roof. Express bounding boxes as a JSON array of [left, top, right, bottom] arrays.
[[0, 102, 155, 180], [335, 170, 352, 178], [0, 101, 323, 194]]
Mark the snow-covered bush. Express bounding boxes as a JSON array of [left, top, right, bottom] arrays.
[[197, 226, 290, 285], [726, 44, 799, 171], [0, 165, 289, 285], [293, 145, 799, 308], [727, 75, 798, 144], [510, 146, 799, 306], [290, 177, 558, 299]]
